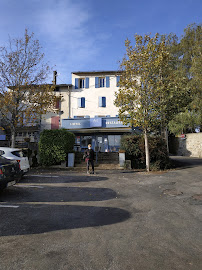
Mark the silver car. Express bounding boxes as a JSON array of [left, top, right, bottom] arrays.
[[0, 147, 30, 174]]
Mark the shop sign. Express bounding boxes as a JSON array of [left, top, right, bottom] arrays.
[[62, 119, 90, 129], [62, 117, 129, 130], [180, 134, 186, 140], [0, 135, 6, 140], [103, 117, 128, 128], [0, 127, 6, 140], [90, 117, 102, 127]]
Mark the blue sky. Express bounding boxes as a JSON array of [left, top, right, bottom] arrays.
[[0, 0, 201, 84]]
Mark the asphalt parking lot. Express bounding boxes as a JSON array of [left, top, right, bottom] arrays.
[[0, 157, 202, 270]]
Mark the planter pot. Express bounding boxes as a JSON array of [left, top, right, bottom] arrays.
[[119, 152, 125, 167], [61, 161, 67, 168], [68, 153, 75, 167]]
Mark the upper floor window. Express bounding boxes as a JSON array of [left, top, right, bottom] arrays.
[[95, 76, 110, 88], [78, 97, 85, 108], [55, 98, 60, 109], [99, 77, 105, 87], [75, 78, 89, 89], [79, 79, 85, 88], [116, 76, 120, 87], [98, 96, 106, 107]]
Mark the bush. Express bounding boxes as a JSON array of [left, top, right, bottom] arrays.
[[120, 135, 145, 169], [148, 136, 171, 170], [121, 134, 171, 170], [39, 129, 75, 166]]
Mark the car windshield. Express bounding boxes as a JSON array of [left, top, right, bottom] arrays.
[[11, 150, 25, 158]]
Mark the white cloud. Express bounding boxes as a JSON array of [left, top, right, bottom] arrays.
[[0, 0, 111, 83], [32, 0, 104, 82], [35, 0, 98, 58], [37, 1, 89, 39]]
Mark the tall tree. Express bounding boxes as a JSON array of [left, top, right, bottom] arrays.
[[114, 34, 187, 171], [168, 23, 202, 134], [153, 34, 191, 147], [0, 29, 56, 147]]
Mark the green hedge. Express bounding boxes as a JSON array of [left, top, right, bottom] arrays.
[[39, 129, 75, 166], [121, 135, 171, 170]]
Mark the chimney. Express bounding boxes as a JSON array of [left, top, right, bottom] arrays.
[[53, 71, 57, 85]]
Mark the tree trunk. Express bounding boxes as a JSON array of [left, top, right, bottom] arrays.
[[161, 126, 169, 154], [164, 126, 169, 154], [11, 128, 16, 148], [144, 129, 150, 172]]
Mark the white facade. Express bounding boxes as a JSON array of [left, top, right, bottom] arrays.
[[40, 71, 121, 130], [41, 84, 71, 130], [70, 71, 121, 118]]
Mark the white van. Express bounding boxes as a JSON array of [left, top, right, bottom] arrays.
[[0, 147, 30, 174]]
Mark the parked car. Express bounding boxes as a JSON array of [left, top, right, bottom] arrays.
[[0, 147, 30, 174], [0, 156, 22, 190]]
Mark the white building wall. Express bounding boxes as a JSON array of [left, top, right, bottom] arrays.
[[41, 86, 70, 129], [71, 72, 120, 118], [41, 71, 121, 130]]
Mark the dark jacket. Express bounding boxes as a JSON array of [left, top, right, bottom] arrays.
[[85, 149, 94, 160]]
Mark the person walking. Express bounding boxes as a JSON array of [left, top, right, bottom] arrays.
[[84, 144, 95, 174]]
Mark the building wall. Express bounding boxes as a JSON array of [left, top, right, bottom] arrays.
[[177, 133, 202, 158], [41, 71, 121, 130], [41, 86, 70, 130], [71, 72, 120, 118]]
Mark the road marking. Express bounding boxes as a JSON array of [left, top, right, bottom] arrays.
[[16, 185, 44, 188], [28, 175, 59, 178], [0, 205, 19, 208]]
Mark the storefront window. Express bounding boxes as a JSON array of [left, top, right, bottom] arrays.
[[108, 135, 121, 152], [80, 136, 92, 149]]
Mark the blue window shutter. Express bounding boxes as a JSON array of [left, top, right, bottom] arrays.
[[85, 77, 89, 88], [75, 78, 79, 89], [116, 76, 120, 87], [102, 97, 106, 107], [99, 97, 106, 107], [78, 97, 81, 108], [95, 77, 99, 88], [98, 97, 102, 107], [106, 76, 110, 87], [81, 97, 85, 108]]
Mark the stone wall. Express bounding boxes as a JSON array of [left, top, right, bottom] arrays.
[[177, 133, 202, 158]]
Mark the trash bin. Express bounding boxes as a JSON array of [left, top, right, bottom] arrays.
[[119, 152, 125, 167], [68, 153, 75, 167]]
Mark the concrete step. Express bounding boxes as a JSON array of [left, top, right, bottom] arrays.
[[74, 164, 121, 170]]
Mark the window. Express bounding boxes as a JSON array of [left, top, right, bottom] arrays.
[[11, 150, 25, 158], [98, 97, 106, 107], [108, 135, 121, 147], [95, 76, 110, 88], [0, 150, 5, 155], [75, 78, 89, 89], [78, 97, 85, 108], [99, 77, 105, 87], [79, 79, 85, 88], [116, 76, 120, 87], [55, 98, 60, 109]]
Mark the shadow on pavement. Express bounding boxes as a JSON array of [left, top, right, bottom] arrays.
[[23, 175, 109, 183], [170, 156, 202, 169], [0, 204, 131, 236], [0, 186, 117, 203]]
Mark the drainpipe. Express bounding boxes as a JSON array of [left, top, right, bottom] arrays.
[[68, 85, 71, 118]]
